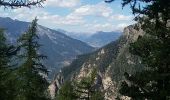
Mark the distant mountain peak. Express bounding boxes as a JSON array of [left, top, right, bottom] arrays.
[[58, 30, 122, 47]]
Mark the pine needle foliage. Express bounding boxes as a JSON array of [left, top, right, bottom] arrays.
[[15, 18, 49, 100]]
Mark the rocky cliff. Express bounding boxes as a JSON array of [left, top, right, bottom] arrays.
[[48, 70, 64, 99]]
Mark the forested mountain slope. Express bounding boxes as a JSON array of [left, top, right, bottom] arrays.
[[0, 17, 94, 79], [61, 24, 144, 99]]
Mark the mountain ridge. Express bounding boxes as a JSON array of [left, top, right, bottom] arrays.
[[59, 24, 144, 99], [58, 29, 122, 47], [0, 17, 95, 79]]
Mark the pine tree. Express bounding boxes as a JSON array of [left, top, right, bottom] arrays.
[[57, 68, 104, 100], [105, 0, 170, 99], [74, 68, 104, 100], [56, 81, 78, 100], [15, 18, 49, 100], [0, 29, 19, 100], [74, 76, 104, 100]]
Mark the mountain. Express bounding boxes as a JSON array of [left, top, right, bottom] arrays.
[[58, 30, 122, 47], [0, 17, 94, 79], [58, 24, 144, 99], [84, 31, 122, 47]]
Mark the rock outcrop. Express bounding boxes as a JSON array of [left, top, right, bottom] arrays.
[[48, 71, 64, 99]]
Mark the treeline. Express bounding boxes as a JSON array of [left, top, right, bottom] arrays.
[[0, 18, 49, 100]]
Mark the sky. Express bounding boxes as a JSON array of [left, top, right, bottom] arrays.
[[0, 0, 135, 34]]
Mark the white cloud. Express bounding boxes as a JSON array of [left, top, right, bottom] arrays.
[[0, 1, 133, 33], [117, 23, 129, 29], [44, 0, 80, 8], [71, 2, 113, 18], [68, 2, 132, 23], [83, 23, 129, 33], [110, 14, 133, 20], [1, 8, 84, 27], [12, 8, 49, 21]]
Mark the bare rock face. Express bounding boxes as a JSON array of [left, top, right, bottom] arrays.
[[48, 82, 57, 99], [48, 71, 64, 99], [123, 24, 144, 42]]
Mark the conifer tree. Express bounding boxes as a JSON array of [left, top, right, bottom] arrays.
[[74, 68, 104, 100], [74, 77, 104, 100], [0, 29, 19, 100], [57, 68, 104, 100], [106, 0, 170, 99], [56, 81, 78, 100], [16, 18, 49, 100]]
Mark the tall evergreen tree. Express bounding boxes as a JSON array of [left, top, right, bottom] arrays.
[[105, 0, 170, 99], [15, 18, 49, 100], [0, 29, 19, 100]]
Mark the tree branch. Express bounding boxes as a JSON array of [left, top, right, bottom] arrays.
[[0, 0, 46, 8]]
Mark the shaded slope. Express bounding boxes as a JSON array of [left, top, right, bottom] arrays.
[[0, 17, 94, 79]]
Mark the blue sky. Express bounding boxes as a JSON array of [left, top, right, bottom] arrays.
[[0, 0, 135, 34]]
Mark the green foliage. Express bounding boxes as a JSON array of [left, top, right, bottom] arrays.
[[57, 68, 104, 100], [115, 0, 170, 99], [0, 29, 19, 100], [56, 81, 78, 100], [18, 18, 48, 74], [0, 18, 49, 100], [109, 35, 143, 83], [14, 18, 49, 100]]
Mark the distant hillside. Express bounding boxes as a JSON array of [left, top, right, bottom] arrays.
[[59, 30, 122, 47], [0, 17, 94, 79], [60, 24, 144, 99], [84, 31, 122, 47]]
